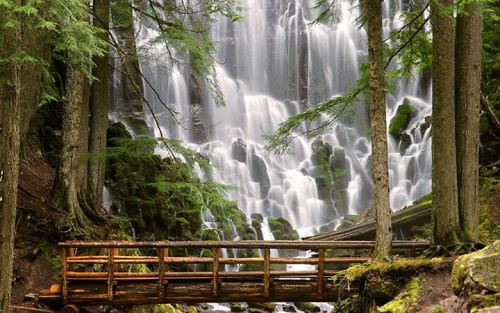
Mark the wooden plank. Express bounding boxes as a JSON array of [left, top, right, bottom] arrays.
[[317, 248, 325, 296], [212, 248, 220, 295], [263, 248, 270, 298]]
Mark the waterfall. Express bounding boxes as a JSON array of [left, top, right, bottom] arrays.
[[134, 0, 432, 238]]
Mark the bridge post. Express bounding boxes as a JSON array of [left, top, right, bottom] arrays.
[[263, 248, 270, 298], [317, 248, 325, 297], [158, 248, 167, 298], [61, 248, 68, 303], [212, 248, 220, 295], [107, 248, 117, 300]]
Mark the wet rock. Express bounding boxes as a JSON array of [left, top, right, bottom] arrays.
[[247, 303, 275, 312], [281, 304, 296, 313], [201, 229, 220, 241], [389, 98, 418, 139], [419, 115, 432, 134], [268, 217, 299, 257], [231, 138, 247, 163], [399, 132, 412, 155], [249, 150, 271, 197], [230, 303, 246, 312], [251, 213, 264, 240], [191, 104, 207, 143], [293, 303, 320, 313]]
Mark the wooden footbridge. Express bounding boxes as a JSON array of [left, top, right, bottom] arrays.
[[37, 240, 429, 307]]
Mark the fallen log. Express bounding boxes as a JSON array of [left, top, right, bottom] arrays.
[[306, 201, 432, 241]]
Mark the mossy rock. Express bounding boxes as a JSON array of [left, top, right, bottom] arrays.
[[389, 99, 418, 139], [230, 303, 246, 312], [377, 277, 421, 313], [201, 229, 220, 241], [452, 241, 500, 294], [468, 293, 500, 313], [247, 303, 276, 312], [268, 217, 299, 240], [293, 303, 320, 313], [331, 295, 361, 313]]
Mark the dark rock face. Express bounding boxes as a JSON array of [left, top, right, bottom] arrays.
[[249, 149, 271, 198], [310, 139, 350, 219], [191, 103, 207, 143], [251, 213, 264, 240], [190, 74, 207, 143], [231, 138, 247, 163]]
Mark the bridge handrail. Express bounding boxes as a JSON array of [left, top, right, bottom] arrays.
[[58, 240, 430, 249]]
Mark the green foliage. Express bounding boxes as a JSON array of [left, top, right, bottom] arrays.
[[131, 0, 241, 106], [265, 81, 365, 154], [385, 2, 432, 79], [106, 123, 239, 242], [0, 0, 105, 72], [482, 0, 500, 109], [39, 244, 62, 280]]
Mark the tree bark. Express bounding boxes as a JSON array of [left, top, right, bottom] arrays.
[[364, 0, 391, 260], [78, 80, 90, 198], [0, 21, 21, 313], [455, 2, 483, 242], [53, 64, 90, 231], [431, 0, 461, 245], [88, 0, 110, 211]]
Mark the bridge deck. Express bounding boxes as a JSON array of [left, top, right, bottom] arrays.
[[37, 240, 429, 305]]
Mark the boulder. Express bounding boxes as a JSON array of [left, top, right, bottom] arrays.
[[389, 98, 418, 139], [231, 138, 247, 163], [293, 303, 321, 313], [452, 241, 500, 294], [249, 150, 271, 197]]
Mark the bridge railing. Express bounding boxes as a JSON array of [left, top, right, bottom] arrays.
[[56, 240, 429, 304]]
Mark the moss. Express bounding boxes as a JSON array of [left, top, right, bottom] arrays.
[[268, 217, 299, 240], [132, 304, 182, 313], [451, 241, 500, 293], [470, 293, 500, 313], [342, 258, 443, 282], [389, 100, 418, 138], [378, 277, 421, 313]]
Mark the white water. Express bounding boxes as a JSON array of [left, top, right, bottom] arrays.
[[133, 0, 432, 239]]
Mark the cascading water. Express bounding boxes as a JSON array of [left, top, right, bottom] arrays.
[[134, 0, 432, 239]]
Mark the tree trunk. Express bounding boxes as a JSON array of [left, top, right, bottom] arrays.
[[0, 23, 21, 313], [364, 0, 391, 260], [88, 0, 110, 211], [78, 79, 90, 198], [53, 64, 90, 231], [455, 2, 483, 242], [431, 0, 460, 245]]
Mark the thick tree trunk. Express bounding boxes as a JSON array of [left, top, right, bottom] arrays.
[[364, 0, 391, 260], [53, 64, 89, 231], [0, 24, 21, 313], [78, 80, 90, 198], [431, 0, 460, 245], [455, 2, 483, 242], [88, 0, 110, 211]]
